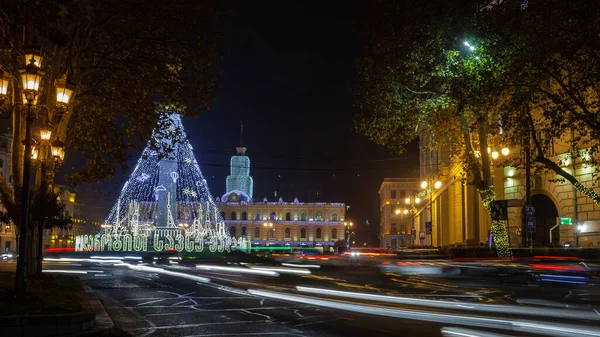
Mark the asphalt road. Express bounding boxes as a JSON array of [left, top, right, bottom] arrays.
[[78, 265, 446, 337], [35, 258, 599, 337]]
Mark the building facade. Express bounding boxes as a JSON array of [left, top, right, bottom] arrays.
[[379, 178, 419, 249], [217, 146, 346, 251], [410, 119, 600, 248]]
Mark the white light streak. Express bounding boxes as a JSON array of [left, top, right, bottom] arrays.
[[248, 289, 600, 337], [249, 266, 311, 275], [295, 286, 600, 322], [118, 263, 210, 283], [196, 265, 279, 277], [281, 263, 320, 269]]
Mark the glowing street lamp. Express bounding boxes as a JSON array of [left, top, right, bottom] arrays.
[[421, 181, 428, 189], [0, 71, 9, 96], [501, 147, 510, 156], [395, 209, 401, 215], [405, 197, 411, 204], [40, 126, 52, 140], [31, 146, 39, 160], [414, 197, 421, 204], [491, 151, 499, 160], [403, 209, 409, 215], [51, 140, 65, 161], [434, 181, 442, 189], [55, 76, 75, 105]]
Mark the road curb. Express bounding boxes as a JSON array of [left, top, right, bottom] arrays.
[[76, 285, 114, 336]]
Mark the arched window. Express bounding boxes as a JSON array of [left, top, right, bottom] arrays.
[[316, 212, 322, 221], [300, 228, 306, 238], [285, 212, 291, 221], [301, 212, 307, 221], [231, 212, 237, 220], [241, 212, 248, 220], [241, 227, 247, 237], [230, 226, 236, 237], [254, 227, 260, 238], [270, 228, 275, 238], [220, 212, 226, 220], [255, 212, 260, 220], [270, 212, 276, 220], [285, 228, 291, 238], [148, 211, 153, 219], [316, 228, 322, 239], [332, 228, 337, 239], [331, 212, 337, 221]]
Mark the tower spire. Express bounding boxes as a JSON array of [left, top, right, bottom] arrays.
[[236, 120, 246, 155], [240, 120, 243, 147]]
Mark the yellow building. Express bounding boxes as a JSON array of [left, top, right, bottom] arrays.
[[411, 122, 600, 248], [379, 178, 419, 249]]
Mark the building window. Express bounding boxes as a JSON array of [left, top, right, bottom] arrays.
[[316, 228, 322, 239], [241, 227, 247, 237], [230, 226, 236, 237], [270, 228, 275, 238], [400, 224, 406, 234], [301, 212, 307, 221], [331, 212, 337, 221], [254, 227, 260, 238], [391, 223, 397, 234], [231, 212, 237, 220], [391, 190, 396, 199], [285, 228, 290, 238], [255, 212, 260, 220], [241, 212, 247, 220], [0, 158, 3, 168], [400, 190, 406, 198], [285, 212, 291, 221], [332, 228, 337, 239], [300, 228, 306, 238], [270, 212, 276, 220], [220, 212, 226, 219], [316, 212, 322, 221]]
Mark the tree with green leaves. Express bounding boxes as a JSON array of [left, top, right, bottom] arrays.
[[354, 0, 512, 256], [481, 0, 600, 205]]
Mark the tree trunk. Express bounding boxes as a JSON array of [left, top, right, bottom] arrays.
[[26, 227, 36, 276]]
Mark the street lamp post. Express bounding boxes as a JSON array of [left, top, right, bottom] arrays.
[[421, 179, 442, 247], [344, 221, 353, 249], [15, 54, 43, 295]]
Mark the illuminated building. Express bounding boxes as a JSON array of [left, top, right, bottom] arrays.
[[379, 178, 419, 249], [217, 146, 346, 252]]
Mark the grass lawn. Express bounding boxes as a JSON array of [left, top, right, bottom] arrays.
[[0, 272, 87, 316]]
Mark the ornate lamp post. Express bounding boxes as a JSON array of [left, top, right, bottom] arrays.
[[15, 51, 43, 294]]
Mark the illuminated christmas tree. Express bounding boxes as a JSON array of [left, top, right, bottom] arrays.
[[104, 113, 226, 239]]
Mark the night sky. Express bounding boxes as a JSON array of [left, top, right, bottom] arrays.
[[72, 0, 419, 245]]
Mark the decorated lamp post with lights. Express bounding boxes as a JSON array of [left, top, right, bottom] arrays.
[[0, 46, 77, 293]]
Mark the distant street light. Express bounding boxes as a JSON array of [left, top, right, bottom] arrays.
[[421, 181, 428, 189], [434, 181, 442, 189], [501, 147, 510, 156], [395, 209, 401, 215]]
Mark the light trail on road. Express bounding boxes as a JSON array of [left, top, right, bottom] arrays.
[[295, 286, 600, 322], [248, 288, 600, 337]]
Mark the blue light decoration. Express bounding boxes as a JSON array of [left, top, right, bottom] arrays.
[[226, 146, 253, 199], [76, 112, 250, 253]]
